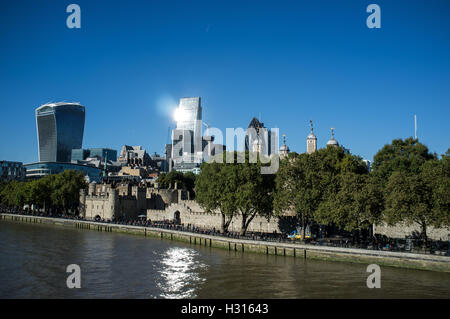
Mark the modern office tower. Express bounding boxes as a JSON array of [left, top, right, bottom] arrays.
[[175, 97, 202, 135], [172, 97, 203, 165], [36, 102, 85, 163], [71, 148, 117, 162], [71, 149, 90, 161], [0, 161, 26, 182], [87, 148, 117, 161], [245, 117, 276, 156]]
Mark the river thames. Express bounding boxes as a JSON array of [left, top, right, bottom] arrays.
[[0, 220, 449, 299]]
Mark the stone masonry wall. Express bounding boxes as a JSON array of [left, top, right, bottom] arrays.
[[374, 222, 449, 241], [147, 201, 281, 233]]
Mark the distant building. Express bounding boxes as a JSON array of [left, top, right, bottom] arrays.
[[36, 102, 85, 163], [245, 117, 277, 156], [363, 159, 371, 172], [166, 97, 225, 174], [172, 97, 203, 166], [71, 148, 117, 162], [118, 145, 152, 166], [71, 149, 90, 161], [280, 134, 290, 159], [326, 127, 339, 148], [150, 152, 169, 172], [175, 97, 202, 143], [24, 162, 102, 182], [0, 161, 26, 182]]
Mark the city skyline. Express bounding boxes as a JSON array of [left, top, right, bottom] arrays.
[[1, 0, 449, 164]]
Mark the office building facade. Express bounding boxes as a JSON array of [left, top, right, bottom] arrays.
[[24, 162, 102, 182], [71, 148, 117, 162], [172, 97, 203, 165], [0, 161, 26, 182], [36, 102, 85, 163]]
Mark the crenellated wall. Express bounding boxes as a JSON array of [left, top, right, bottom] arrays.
[[147, 200, 281, 233]]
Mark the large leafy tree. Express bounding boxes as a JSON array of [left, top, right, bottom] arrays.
[[0, 181, 27, 207], [156, 171, 196, 193], [50, 170, 86, 214], [274, 146, 368, 239], [385, 151, 450, 243], [232, 152, 275, 235], [1, 170, 86, 214], [384, 171, 436, 243], [196, 157, 235, 233], [372, 139, 447, 243], [196, 151, 274, 235], [371, 137, 437, 185], [316, 173, 383, 238]]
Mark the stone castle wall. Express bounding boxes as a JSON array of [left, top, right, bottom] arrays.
[[374, 222, 449, 241], [147, 201, 281, 233]]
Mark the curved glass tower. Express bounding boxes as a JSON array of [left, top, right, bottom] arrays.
[[36, 102, 85, 162]]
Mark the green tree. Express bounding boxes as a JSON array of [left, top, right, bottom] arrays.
[[384, 170, 436, 243], [232, 152, 274, 235], [274, 146, 368, 239], [50, 170, 86, 214], [196, 151, 274, 235], [0, 181, 27, 207], [196, 158, 235, 233], [420, 153, 450, 229], [316, 173, 383, 240], [156, 171, 196, 193], [371, 137, 436, 185]]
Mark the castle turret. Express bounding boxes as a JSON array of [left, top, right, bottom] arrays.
[[132, 185, 147, 212], [307, 120, 317, 154], [88, 182, 96, 196], [79, 188, 86, 218], [280, 134, 290, 159], [108, 188, 118, 220], [326, 127, 339, 147]]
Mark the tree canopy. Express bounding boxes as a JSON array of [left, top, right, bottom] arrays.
[[0, 170, 86, 214], [196, 151, 274, 235]]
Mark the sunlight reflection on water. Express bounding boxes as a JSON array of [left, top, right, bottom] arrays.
[[157, 247, 207, 299]]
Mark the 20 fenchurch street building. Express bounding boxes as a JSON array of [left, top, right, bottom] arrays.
[[35, 102, 85, 163]]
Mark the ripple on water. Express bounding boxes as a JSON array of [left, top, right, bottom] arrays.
[[156, 247, 207, 299]]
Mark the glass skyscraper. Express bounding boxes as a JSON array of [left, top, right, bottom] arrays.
[[36, 102, 85, 163], [172, 97, 202, 164]]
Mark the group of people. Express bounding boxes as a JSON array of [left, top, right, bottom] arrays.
[[1, 204, 446, 255]]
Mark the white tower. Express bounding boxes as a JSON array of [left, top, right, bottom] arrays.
[[280, 134, 290, 159], [307, 120, 317, 154]]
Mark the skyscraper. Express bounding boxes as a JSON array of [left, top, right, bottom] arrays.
[[245, 117, 277, 156], [175, 97, 202, 134], [172, 97, 202, 165], [36, 102, 85, 162]]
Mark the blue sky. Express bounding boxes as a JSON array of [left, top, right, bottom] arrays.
[[1, 0, 449, 163]]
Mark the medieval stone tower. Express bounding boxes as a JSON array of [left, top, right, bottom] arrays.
[[307, 120, 317, 154]]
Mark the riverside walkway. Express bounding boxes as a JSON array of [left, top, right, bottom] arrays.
[[1, 212, 449, 272]]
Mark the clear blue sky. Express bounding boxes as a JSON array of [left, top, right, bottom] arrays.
[[1, 0, 449, 164]]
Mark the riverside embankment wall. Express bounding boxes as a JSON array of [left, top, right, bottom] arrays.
[[1, 213, 449, 273]]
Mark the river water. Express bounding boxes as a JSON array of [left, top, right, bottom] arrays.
[[0, 220, 449, 299]]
